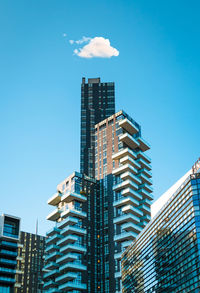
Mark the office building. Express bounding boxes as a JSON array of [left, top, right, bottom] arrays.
[[0, 214, 20, 293], [44, 172, 99, 292], [80, 77, 115, 178], [121, 159, 200, 293], [15, 231, 46, 293], [95, 110, 153, 292]]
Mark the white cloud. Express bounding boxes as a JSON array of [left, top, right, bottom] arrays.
[[73, 37, 119, 58], [69, 36, 91, 45], [69, 40, 74, 44]]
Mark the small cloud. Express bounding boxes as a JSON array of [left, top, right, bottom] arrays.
[[69, 40, 74, 44], [63, 33, 67, 37], [73, 37, 119, 58], [75, 36, 91, 44]]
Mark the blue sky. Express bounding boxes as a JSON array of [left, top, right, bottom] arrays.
[[0, 0, 200, 235]]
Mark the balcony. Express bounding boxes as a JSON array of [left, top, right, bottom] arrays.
[[119, 118, 139, 135], [120, 172, 141, 185], [113, 164, 137, 176], [60, 243, 86, 254], [113, 196, 139, 208], [114, 213, 140, 225], [137, 151, 151, 164], [121, 222, 143, 233], [61, 208, 87, 219], [120, 156, 140, 169], [44, 261, 59, 270], [56, 253, 77, 264], [121, 188, 142, 200], [57, 216, 78, 229], [43, 269, 59, 279], [61, 192, 87, 203], [55, 272, 78, 284], [140, 183, 153, 193], [59, 262, 87, 272], [121, 240, 133, 249], [122, 205, 143, 217], [46, 227, 60, 237], [47, 192, 61, 206], [60, 226, 86, 237], [139, 168, 152, 178], [45, 244, 59, 254], [46, 233, 62, 245], [119, 133, 139, 149], [114, 231, 137, 242], [57, 235, 78, 247], [138, 173, 153, 185], [137, 158, 152, 171], [43, 279, 57, 289], [58, 281, 87, 291], [115, 271, 122, 279], [46, 209, 61, 221], [137, 137, 150, 152], [138, 188, 153, 200], [45, 251, 62, 262], [139, 204, 151, 215], [113, 180, 138, 191], [112, 148, 137, 160]]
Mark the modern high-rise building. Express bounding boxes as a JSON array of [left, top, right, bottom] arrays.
[[94, 110, 153, 292], [121, 159, 200, 293], [44, 79, 153, 293], [15, 231, 46, 293], [0, 214, 21, 293], [80, 77, 115, 178], [44, 172, 99, 292]]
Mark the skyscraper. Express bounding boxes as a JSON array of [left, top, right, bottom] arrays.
[[80, 77, 115, 177], [121, 159, 200, 293], [0, 214, 21, 293], [94, 110, 152, 292]]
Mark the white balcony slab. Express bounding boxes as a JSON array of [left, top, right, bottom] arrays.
[[112, 148, 137, 160], [47, 192, 61, 206], [119, 118, 139, 135]]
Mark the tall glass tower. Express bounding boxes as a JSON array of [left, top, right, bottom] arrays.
[[80, 77, 115, 178]]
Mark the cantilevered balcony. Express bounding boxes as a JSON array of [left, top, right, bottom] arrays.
[[113, 196, 139, 208], [46, 233, 63, 245], [113, 164, 137, 176], [48, 192, 61, 206], [114, 213, 140, 225], [112, 147, 137, 161], [121, 188, 142, 200], [120, 172, 141, 185], [46, 227, 60, 237], [45, 244, 59, 254], [61, 208, 87, 219], [120, 156, 140, 169], [121, 222, 143, 233], [56, 253, 77, 265], [137, 137, 150, 152], [60, 243, 86, 254], [139, 204, 151, 215], [44, 261, 59, 271], [137, 158, 152, 171], [138, 173, 153, 185], [45, 251, 62, 262], [115, 271, 122, 279], [61, 192, 87, 203], [138, 188, 153, 200], [59, 262, 87, 272], [137, 151, 151, 164], [140, 183, 153, 193], [58, 281, 87, 291], [119, 118, 139, 135], [114, 231, 137, 242], [60, 226, 86, 237], [139, 168, 152, 178], [43, 269, 59, 279], [43, 279, 57, 289], [114, 251, 123, 260], [46, 209, 61, 222], [57, 216, 78, 229], [113, 180, 138, 191], [121, 240, 133, 249], [57, 235, 78, 247], [55, 272, 78, 284], [119, 133, 140, 149], [122, 205, 143, 217]]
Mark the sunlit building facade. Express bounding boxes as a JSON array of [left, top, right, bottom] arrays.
[[0, 214, 20, 293], [122, 160, 200, 293]]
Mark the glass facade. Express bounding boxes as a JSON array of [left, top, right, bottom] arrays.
[[80, 77, 115, 178], [122, 170, 200, 293]]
